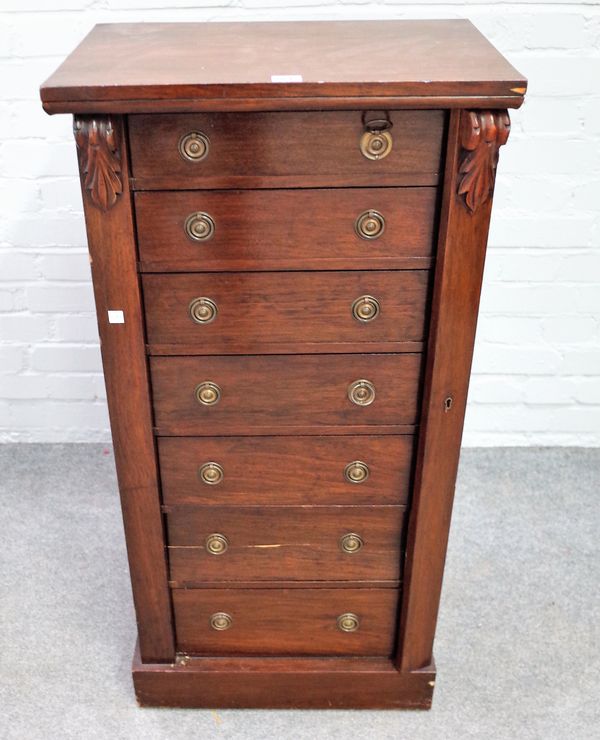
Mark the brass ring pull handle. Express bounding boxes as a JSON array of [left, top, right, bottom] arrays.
[[360, 113, 393, 160], [179, 131, 210, 162], [344, 461, 370, 484], [337, 613, 360, 632], [185, 211, 215, 241], [195, 381, 221, 406], [364, 120, 393, 133], [355, 210, 385, 240], [205, 533, 229, 555], [340, 533, 364, 553], [352, 295, 380, 322], [189, 297, 218, 324], [199, 462, 224, 485], [361, 111, 393, 132], [210, 612, 232, 631], [348, 379, 376, 406]]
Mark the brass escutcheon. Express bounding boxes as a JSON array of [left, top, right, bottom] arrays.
[[352, 295, 380, 322], [337, 613, 360, 632], [340, 533, 364, 553], [344, 461, 370, 484], [199, 462, 224, 485], [179, 131, 210, 162], [210, 612, 232, 630], [185, 211, 215, 242], [189, 297, 218, 324], [195, 381, 221, 406], [355, 210, 385, 240], [348, 379, 376, 406], [206, 533, 229, 555]]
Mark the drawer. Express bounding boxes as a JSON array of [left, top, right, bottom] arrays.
[[143, 271, 429, 354], [135, 188, 437, 272], [150, 353, 422, 435], [128, 110, 444, 183], [166, 506, 405, 583], [158, 435, 414, 506], [173, 588, 398, 656]]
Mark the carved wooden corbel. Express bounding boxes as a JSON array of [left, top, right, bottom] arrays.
[[457, 110, 510, 214], [73, 116, 123, 211]]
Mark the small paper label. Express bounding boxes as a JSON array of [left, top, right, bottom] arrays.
[[107, 310, 125, 324], [271, 74, 303, 83]]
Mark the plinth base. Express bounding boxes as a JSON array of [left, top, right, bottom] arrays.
[[132, 642, 435, 709]]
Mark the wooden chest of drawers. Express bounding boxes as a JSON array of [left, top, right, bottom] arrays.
[[40, 20, 526, 709]]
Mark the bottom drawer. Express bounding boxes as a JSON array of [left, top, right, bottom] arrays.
[[173, 588, 398, 656]]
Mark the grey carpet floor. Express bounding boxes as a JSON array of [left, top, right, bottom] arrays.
[[0, 445, 598, 740]]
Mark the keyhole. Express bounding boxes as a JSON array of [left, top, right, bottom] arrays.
[[444, 396, 453, 412]]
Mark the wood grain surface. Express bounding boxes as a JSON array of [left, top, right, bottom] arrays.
[[132, 645, 436, 708], [41, 21, 526, 113], [129, 111, 443, 179], [150, 353, 422, 435], [135, 187, 438, 272], [397, 109, 507, 671], [158, 435, 414, 506], [166, 505, 405, 583], [172, 588, 399, 656], [74, 115, 174, 663], [143, 271, 429, 352]]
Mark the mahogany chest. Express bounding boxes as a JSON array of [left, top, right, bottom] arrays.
[[40, 20, 526, 709]]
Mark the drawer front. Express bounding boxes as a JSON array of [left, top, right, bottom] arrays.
[[150, 353, 422, 435], [167, 506, 405, 583], [135, 188, 437, 272], [173, 588, 398, 656], [143, 271, 429, 353], [158, 435, 414, 506], [129, 110, 444, 180]]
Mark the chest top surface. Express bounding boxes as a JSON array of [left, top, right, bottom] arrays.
[[40, 20, 526, 113]]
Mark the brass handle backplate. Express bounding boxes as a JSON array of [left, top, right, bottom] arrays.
[[340, 533, 364, 553], [179, 131, 210, 162], [352, 295, 380, 322], [355, 210, 385, 240], [348, 379, 376, 406], [195, 381, 221, 406], [189, 296, 218, 324], [360, 130, 393, 160], [199, 462, 224, 485], [360, 113, 393, 160], [344, 461, 370, 484], [206, 533, 229, 555], [185, 211, 215, 241], [210, 612, 232, 630], [337, 613, 360, 632]]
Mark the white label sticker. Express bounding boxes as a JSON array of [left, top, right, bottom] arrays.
[[108, 310, 125, 324], [271, 74, 303, 83]]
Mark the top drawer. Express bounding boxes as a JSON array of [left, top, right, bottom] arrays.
[[128, 111, 445, 185]]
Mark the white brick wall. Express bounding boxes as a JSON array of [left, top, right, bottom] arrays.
[[0, 2, 598, 445]]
